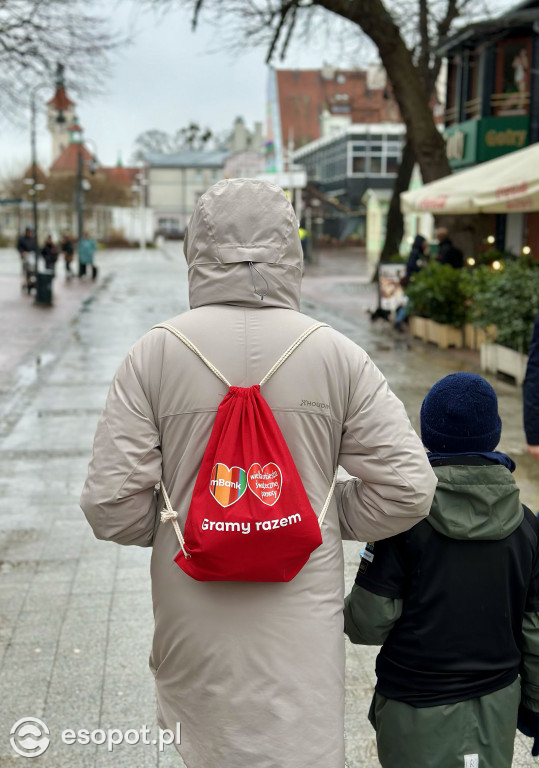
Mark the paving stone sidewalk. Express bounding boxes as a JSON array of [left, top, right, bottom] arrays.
[[0, 245, 536, 767]]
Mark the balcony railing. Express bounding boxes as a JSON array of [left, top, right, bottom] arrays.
[[444, 105, 459, 124], [464, 96, 482, 120], [491, 91, 530, 116]]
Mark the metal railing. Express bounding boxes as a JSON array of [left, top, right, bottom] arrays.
[[491, 91, 530, 115]]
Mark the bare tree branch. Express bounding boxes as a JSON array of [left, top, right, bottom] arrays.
[[0, 0, 126, 121]]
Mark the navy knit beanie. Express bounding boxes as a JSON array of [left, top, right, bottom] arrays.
[[420, 372, 501, 453]]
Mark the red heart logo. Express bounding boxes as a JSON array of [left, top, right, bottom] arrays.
[[247, 463, 282, 506]]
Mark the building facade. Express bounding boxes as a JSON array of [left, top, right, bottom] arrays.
[[267, 65, 402, 172], [441, 0, 539, 253], [293, 123, 405, 241], [146, 151, 230, 235]]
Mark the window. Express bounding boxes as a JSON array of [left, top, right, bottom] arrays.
[[158, 217, 180, 233], [494, 38, 531, 116], [337, 73, 346, 84], [370, 157, 382, 174], [350, 132, 403, 177], [386, 156, 399, 174]]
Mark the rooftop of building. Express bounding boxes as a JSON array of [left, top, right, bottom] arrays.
[[145, 150, 232, 168], [47, 85, 75, 112], [293, 122, 406, 158], [438, 0, 539, 53], [273, 67, 401, 149], [50, 143, 95, 173], [22, 164, 47, 184], [102, 166, 139, 186]]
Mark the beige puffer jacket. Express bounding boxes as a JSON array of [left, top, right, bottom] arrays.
[[81, 179, 436, 768]]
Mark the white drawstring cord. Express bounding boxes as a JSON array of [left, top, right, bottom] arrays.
[[160, 483, 191, 559]]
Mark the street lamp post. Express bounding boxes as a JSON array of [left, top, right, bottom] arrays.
[[133, 163, 148, 250], [29, 80, 65, 301]]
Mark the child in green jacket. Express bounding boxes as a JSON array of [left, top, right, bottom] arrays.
[[345, 372, 539, 768]]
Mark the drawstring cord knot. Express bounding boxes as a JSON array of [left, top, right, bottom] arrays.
[[160, 507, 178, 523], [160, 484, 191, 559]]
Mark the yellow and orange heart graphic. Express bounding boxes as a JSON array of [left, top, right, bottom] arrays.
[[209, 464, 247, 507]]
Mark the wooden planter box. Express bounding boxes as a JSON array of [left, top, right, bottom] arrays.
[[410, 316, 428, 341], [475, 324, 498, 348], [426, 319, 463, 350], [480, 343, 528, 385], [464, 324, 498, 350]]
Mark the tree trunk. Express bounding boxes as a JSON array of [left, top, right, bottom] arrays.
[[380, 139, 416, 263], [315, 0, 451, 184]]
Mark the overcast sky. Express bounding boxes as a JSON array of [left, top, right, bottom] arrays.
[[1, 0, 514, 175], [1, 2, 361, 174]]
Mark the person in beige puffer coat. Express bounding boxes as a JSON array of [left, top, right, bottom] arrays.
[[80, 178, 437, 768]]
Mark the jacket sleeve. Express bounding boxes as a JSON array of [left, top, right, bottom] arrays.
[[524, 313, 539, 446], [336, 350, 436, 542], [80, 338, 162, 547], [344, 584, 402, 645], [521, 611, 539, 712]]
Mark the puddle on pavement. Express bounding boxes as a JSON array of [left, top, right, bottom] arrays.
[[80, 295, 96, 313], [373, 341, 393, 352], [14, 353, 56, 389]]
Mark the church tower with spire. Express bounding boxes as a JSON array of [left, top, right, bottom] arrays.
[[47, 63, 76, 165]]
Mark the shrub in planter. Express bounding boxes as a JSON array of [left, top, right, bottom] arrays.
[[406, 262, 468, 328], [475, 247, 519, 267], [469, 260, 539, 353]]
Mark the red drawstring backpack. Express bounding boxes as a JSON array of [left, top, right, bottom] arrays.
[[154, 321, 337, 582]]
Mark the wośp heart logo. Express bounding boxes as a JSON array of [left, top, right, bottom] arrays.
[[247, 463, 282, 506]]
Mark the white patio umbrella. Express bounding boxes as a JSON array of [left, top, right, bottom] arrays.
[[400, 143, 539, 214]]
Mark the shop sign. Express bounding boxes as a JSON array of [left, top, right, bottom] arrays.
[[478, 116, 529, 162], [445, 115, 530, 167], [444, 120, 478, 168], [446, 131, 466, 161]]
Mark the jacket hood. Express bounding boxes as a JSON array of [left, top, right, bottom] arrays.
[[183, 178, 303, 310], [428, 464, 523, 540], [412, 235, 425, 251]]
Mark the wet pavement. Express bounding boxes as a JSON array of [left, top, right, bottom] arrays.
[[0, 243, 537, 767]]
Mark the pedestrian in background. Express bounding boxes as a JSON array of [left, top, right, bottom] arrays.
[[435, 226, 463, 269], [41, 234, 58, 274], [345, 372, 539, 768], [395, 234, 429, 331], [80, 179, 436, 768], [524, 312, 539, 462], [61, 233, 75, 278], [78, 232, 98, 279], [17, 227, 37, 293], [298, 221, 308, 263]]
